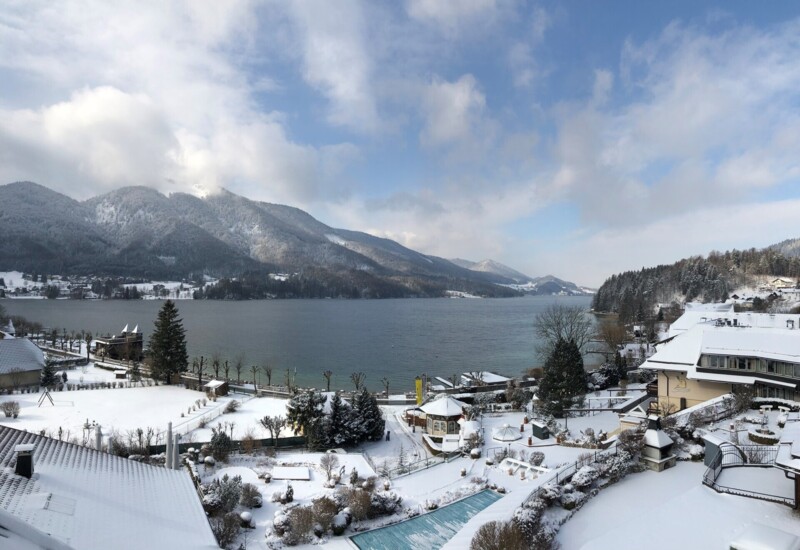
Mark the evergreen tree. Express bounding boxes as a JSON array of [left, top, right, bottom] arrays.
[[130, 361, 143, 385], [40, 359, 59, 388], [321, 392, 354, 448], [537, 339, 587, 417], [286, 390, 326, 448], [352, 388, 385, 442], [148, 300, 188, 384]]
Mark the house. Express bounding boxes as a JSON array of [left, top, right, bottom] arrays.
[[93, 324, 144, 362], [420, 396, 467, 437], [0, 425, 218, 550], [772, 277, 796, 290], [641, 307, 800, 412], [0, 337, 45, 391]]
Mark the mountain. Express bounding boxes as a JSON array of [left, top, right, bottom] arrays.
[[449, 258, 590, 295], [0, 182, 519, 298], [593, 241, 800, 322]]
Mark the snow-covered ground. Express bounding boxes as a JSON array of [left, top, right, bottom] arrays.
[[558, 461, 800, 549], [191, 394, 292, 442]]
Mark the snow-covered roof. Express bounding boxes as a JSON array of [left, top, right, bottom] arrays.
[[420, 396, 467, 417], [0, 338, 45, 375], [131, 324, 139, 334], [492, 424, 523, 442], [642, 316, 800, 388], [644, 428, 673, 449], [0, 426, 218, 550], [204, 380, 226, 389], [121, 324, 128, 334]]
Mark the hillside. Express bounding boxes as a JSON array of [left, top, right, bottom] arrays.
[[0, 182, 520, 298], [592, 245, 800, 321]]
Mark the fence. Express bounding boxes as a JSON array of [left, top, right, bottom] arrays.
[[522, 444, 619, 506], [702, 444, 793, 507], [149, 435, 308, 455]]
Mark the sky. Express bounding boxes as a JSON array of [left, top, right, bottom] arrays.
[[2, 1, 800, 287]]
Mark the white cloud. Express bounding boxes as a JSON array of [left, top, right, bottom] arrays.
[[419, 74, 490, 151], [287, 0, 380, 134], [0, 1, 358, 204], [406, 0, 498, 33], [508, 7, 551, 88]]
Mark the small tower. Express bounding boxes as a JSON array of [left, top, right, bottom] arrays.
[[642, 415, 676, 472]]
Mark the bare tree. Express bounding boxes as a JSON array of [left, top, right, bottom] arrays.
[[533, 303, 595, 358], [261, 364, 273, 387], [250, 365, 258, 390], [381, 376, 389, 396], [234, 353, 246, 385], [350, 372, 366, 392], [449, 373, 460, 389], [211, 351, 221, 379], [320, 453, 339, 481], [323, 370, 333, 392], [597, 320, 628, 357], [259, 415, 286, 448], [84, 331, 92, 360], [223, 360, 230, 381]]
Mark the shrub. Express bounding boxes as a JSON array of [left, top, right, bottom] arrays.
[[209, 512, 240, 548], [1, 401, 20, 418], [332, 512, 348, 536], [470, 520, 528, 550], [240, 483, 262, 508], [202, 474, 242, 516], [286, 506, 316, 545], [347, 489, 372, 521], [312, 496, 338, 533], [224, 400, 240, 413], [529, 451, 545, 467], [370, 491, 402, 517], [210, 428, 234, 462], [571, 466, 599, 490]]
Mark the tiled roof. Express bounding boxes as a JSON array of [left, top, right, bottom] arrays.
[[0, 426, 218, 550], [0, 339, 44, 375]]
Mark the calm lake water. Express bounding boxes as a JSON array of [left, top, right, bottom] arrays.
[[2, 295, 593, 392]]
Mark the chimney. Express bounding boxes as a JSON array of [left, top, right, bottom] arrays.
[[95, 425, 103, 451], [14, 444, 35, 479]]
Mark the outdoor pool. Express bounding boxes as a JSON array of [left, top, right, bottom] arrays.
[[350, 489, 504, 550]]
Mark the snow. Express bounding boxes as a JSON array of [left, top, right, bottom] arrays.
[[272, 466, 311, 480], [420, 396, 467, 417], [717, 467, 794, 499], [730, 524, 800, 550], [558, 462, 800, 550]]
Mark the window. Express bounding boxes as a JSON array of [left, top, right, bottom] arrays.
[[737, 358, 747, 370]]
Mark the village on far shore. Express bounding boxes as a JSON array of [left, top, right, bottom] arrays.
[[3, 278, 800, 550]]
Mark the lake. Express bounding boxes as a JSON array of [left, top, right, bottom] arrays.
[[1, 295, 593, 393]]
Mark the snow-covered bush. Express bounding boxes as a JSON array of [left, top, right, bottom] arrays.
[[530, 451, 545, 466], [210, 428, 234, 462], [538, 482, 561, 504], [332, 513, 348, 536], [209, 512, 240, 548], [602, 450, 632, 481], [687, 444, 704, 461], [1, 401, 20, 418], [344, 489, 371, 521], [311, 496, 337, 533], [470, 520, 527, 550], [370, 491, 402, 516], [559, 488, 586, 510], [284, 506, 316, 546], [571, 466, 599, 490], [202, 474, 242, 516], [224, 400, 240, 413], [424, 499, 439, 511], [273, 512, 290, 536], [239, 483, 262, 508]]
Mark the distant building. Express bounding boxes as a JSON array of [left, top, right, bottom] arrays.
[[642, 306, 800, 412], [0, 337, 44, 390], [93, 324, 144, 361], [0, 425, 218, 549]]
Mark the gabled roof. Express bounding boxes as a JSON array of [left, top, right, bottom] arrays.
[[0, 339, 44, 375], [420, 396, 467, 417], [0, 426, 218, 550]]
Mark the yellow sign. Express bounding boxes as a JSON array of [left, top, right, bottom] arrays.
[[415, 376, 423, 405]]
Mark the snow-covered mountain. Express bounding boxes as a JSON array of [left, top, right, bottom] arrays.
[[449, 258, 590, 295], [449, 258, 533, 283], [0, 182, 520, 297]]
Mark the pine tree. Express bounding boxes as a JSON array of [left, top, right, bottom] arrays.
[[322, 392, 353, 447], [40, 359, 58, 388], [537, 339, 587, 417], [148, 300, 188, 384], [352, 388, 385, 442], [286, 390, 326, 448], [129, 361, 143, 385]]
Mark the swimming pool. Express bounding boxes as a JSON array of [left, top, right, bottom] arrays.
[[349, 489, 503, 550]]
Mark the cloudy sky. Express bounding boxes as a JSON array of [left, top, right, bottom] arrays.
[[2, 1, 800, 286]]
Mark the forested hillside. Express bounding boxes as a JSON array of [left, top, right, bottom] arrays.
[[593, 246, 800, 322]]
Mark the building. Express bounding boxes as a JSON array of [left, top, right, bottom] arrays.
[[93, 324, 144, 362], [0, 425, 218, 549], [420, 396, 467, 437], [642, 306, 800, 412], [0, 337, 45, 391]]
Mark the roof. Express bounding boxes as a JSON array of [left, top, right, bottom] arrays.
[[204, 380, 226, 389], [492, 424, 523, 442], [642, 313, 800, 387], [420, 396, 467, 417], [644, 428, 673, 448], [0, 339, 44, 375], [0, 426, 218, 550], [729, 523, 800, 550]]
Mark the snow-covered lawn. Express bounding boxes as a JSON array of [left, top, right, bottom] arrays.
[[557, 461, 800, 549], [0, 384, 235, 444], [191, 395, 292, 442]]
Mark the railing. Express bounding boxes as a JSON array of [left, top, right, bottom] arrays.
[[522, 445, 618, 506], [702, 444, 794, 507]]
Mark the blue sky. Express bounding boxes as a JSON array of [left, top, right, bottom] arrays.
[[2, 1, 800, 286]]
